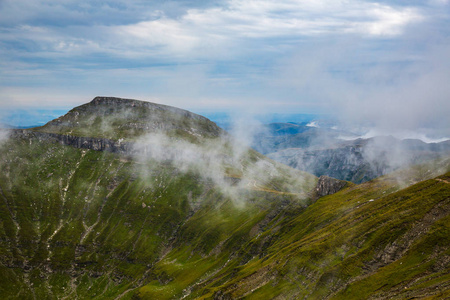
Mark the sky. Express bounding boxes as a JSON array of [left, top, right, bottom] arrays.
[[0, 0, 449, 136]]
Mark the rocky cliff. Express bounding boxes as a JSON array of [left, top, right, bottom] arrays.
[[10, 129, 134, 154], [314, 175, 348, 198], [268, 140, 450, 183]]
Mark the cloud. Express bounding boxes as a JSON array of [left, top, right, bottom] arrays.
[[429, 0, 450, 5], [0, 0, 448, 139], [0, 0, 424, 61], [0, 128, 10, 146], [268, 14, 450, 137], [131, 130, 312, 203]]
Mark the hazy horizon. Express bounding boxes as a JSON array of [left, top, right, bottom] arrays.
[[1, 101, 449, 144]]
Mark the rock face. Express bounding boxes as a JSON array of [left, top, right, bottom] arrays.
[[270, 146, 377, 183], [10, 129, 134, 154], [255, 123, 450, 184], [314, 175, 347, 198]]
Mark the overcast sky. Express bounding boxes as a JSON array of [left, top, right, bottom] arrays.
[[0, 0, 449, 135]]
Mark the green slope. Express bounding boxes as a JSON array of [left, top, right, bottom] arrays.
[[185, 167, 450, 299], [0, 97, 449, 299], [0, 109, 317, 299]]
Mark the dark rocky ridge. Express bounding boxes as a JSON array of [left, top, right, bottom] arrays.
[[10, 129, 213, 160], [10, 129, 134, 154]]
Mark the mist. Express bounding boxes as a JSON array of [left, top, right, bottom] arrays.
[[2, 1, 449, 138], [0, 129, 10, 145], [129, 128, 313, 205]]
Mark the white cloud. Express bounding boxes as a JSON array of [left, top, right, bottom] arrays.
[[351, 5, 423, 36], [306, 121, 319, 128], [0, 0, 425, 60], [0, 0, 448, 139], [111, 0, 423, 56], [116, 19, 200, 56]]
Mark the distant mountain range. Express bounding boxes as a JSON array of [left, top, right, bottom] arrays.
[[252, 122, 450, 183]]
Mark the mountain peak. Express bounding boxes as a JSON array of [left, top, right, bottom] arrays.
[[33, 96, 223, 140], [87, 96, 204, 120], [89, 96, 145, 107]]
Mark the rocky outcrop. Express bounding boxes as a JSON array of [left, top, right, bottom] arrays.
[[10, 129, 134, 154], [314, 175, 347, 198]]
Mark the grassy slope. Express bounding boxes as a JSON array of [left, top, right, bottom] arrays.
[[186, 168, 450, 299], [0, 133, 316, 299], [1, 135, 449, 299], [0, 135, 448, 299]]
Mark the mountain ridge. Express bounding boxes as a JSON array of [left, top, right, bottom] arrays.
[[256, 122, 450, 183]]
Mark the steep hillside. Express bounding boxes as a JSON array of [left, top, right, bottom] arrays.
[[0, 97, 449, 299], [0, 97, 317, 299], [186, 168, 450, 299]]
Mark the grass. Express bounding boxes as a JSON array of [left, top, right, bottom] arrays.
[[185, 171, 450, 299], [0, 132, 317, 299]]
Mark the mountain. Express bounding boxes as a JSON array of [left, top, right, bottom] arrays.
[[253, 123, 450, 183], [0, 97, 317, 299], [268, 136, 450, 183], [252, 122, 357, 154], [1, 97, 449, 299], [34, 96, 223, 141]]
